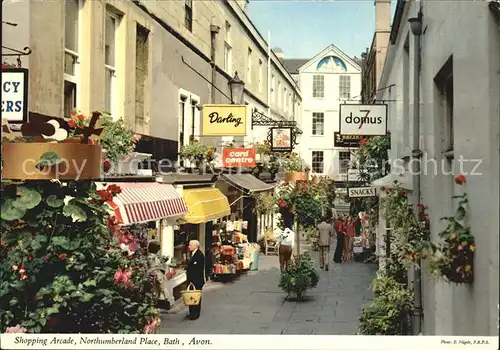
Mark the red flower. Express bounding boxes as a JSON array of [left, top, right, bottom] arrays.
[[68, 120, 76, 128], [398, 191, 406, 197], [57, 254, 66, 260], [27, 255, 33, 262], [96, 190, 113, 202], [417, 202, 424, 208], [207, 150, 213, 157], [103, 160, 112, 172], [107, 184, 122, 195], [44, 255, 50, 261], [360, 138, 367, 146], [454, 174, 466, 185], [77, 114, 85, 121]]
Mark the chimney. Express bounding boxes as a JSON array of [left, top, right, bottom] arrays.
[[273, 47, 285, 60], [374, 0, 391, 33]]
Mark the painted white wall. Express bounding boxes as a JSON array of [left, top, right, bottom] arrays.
[[378, 0, 499, 336], [296, 45, 361, 180]]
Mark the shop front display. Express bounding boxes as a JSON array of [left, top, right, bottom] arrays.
[[217, 173, 276, 242]]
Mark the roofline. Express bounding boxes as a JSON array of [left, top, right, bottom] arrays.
[[390, 0, 407, 44], [296, 44, 362, 73]]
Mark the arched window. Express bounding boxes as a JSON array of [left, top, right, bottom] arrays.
[[316, 56, 347, 72]]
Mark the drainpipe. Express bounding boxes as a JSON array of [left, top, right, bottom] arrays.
[[408, 10, 423, 335], [210, 24, 220, 104]]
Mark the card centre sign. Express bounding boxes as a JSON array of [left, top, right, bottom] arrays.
[[202, 104, 247, 136], [222, 148, 256, 168], [339, 104, 387, 136], [1, 68, 29, 123]]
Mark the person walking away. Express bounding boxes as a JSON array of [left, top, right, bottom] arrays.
[[333, 217, 345, 263], [186, 240, 205, 320], [277, 228, 295, 272], [317, 217, 334, 271]]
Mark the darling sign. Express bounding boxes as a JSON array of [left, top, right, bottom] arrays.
[[201, 104, 247, 136]]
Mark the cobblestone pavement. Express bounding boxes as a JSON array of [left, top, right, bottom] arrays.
[[160, 238, 376, 335]]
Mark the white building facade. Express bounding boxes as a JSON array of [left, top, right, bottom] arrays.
[[376, 0, 499, 336], [284, 45, 361, 181]]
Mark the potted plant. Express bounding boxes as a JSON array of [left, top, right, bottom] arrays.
[[427, 175, 475, 284], [276, 181, 323, 230], [281, 153, 309, 182], [278, 253, 319, 301], [179, 136, 216, 172], [252, 192, 275, 215]]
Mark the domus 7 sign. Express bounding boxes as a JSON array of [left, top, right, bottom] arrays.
[[339, 104, 387, 136], [222, 148, 256, 168]]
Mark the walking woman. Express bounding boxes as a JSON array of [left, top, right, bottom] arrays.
[[343, 216, 358, 262], [333, 216, 345, 263]]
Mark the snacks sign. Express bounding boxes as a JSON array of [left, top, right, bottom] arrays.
[[202, 104, 247, 136], [222, 148, 256, 168]]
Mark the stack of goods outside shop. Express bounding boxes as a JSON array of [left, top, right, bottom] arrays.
[[211, 219, 260, 280]]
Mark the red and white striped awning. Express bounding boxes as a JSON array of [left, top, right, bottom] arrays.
[[97, 182, 188, 225]]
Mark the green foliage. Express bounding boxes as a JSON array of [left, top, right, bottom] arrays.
[[355, 134, 391, 182], [35, 152, 63, 170], [179, 138, 215, 164], [358, 275, 414, 335], [276, 182, 323, 229], [99, 113, 137, 163], [278, 253, 319, 300], [280, 152, 308, 172], [380, 183, 430, 268], [0, 181, 159, 333], [251, 192, 275, 215], [427, 192, 475, 284]]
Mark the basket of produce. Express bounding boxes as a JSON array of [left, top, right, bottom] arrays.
[[180, 283, 202, 306]]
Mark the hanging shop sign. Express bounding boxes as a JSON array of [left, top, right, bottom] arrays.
[[348, 186, 377, 198], [1, 67, 29, 123], [202, 104, 247, 136], [222, 148, 256, 168], [334, 132, 373, 148], [269, 127, 293, 152], [339, 104, 387, 136]]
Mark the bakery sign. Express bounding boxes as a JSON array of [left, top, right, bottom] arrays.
[[348, 187, 377, 198], [222, 148, 256, 168], [1, 67, 29, 123], [339, 104, 387, 136], [202, 104, 247, 136]]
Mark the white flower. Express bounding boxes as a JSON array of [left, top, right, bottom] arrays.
[[63, 195, 74, 206]]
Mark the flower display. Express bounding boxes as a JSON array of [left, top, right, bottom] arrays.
[[179, 136, 216, 165]]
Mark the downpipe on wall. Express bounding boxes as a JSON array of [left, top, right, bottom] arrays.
[[409, 10, 423, 335]]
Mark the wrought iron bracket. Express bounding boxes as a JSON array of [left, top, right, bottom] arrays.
[[2, 46, 32, 68], [251, 108, 302, 145]]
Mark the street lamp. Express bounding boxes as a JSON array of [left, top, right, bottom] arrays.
[[228, 71, 245, 104], [408, 11, 423, 36]]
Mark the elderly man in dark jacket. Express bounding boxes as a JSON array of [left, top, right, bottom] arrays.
[[186, 240, 205, 320]]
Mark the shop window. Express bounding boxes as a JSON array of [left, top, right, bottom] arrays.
[[312, 151, 324, 174], [135, 24, 149, 125], [64, 81, 77, 119], [104, 9, 119, 116], [173, 224, 198, 269], [339, 151, 351, 174]]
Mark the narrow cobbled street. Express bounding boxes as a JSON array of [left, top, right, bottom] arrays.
[[160, 238, 376, 335]]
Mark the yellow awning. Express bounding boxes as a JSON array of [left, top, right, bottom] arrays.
[[182, 187, 230, 224]]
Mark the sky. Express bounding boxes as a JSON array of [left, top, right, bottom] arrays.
[[248, 0, 397, 60]]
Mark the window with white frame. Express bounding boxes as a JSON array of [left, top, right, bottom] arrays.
[[64, 0, 81, 118], [179, 96, 187, 164], [277, 81, 282, 107], [258, 59, 263, 92], [247, 48, 252, 83], [312, 112, 324, 136], [339, 151, 351, 174], [284, 87, 287, 111], [312, 75, 324, 98], [224, 21, 232, 74], [185, 0, 193, 32], [312, 151, 324, 174], [339, 75, 351, 99], [104, 10, 119, 115], [135, 24, 149, 124]]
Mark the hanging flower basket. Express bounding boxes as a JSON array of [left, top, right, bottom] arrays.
[[285, 171, 308, 182]]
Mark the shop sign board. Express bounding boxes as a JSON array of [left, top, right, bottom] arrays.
[[269, 127, 293, 152], [348, 187, 377, 198], [202, 104, 247, 136], [339, 104, 387, 136], [334, 132, 373, 148], [1, 68, 29, 123], [222, 148, 256, 168]]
